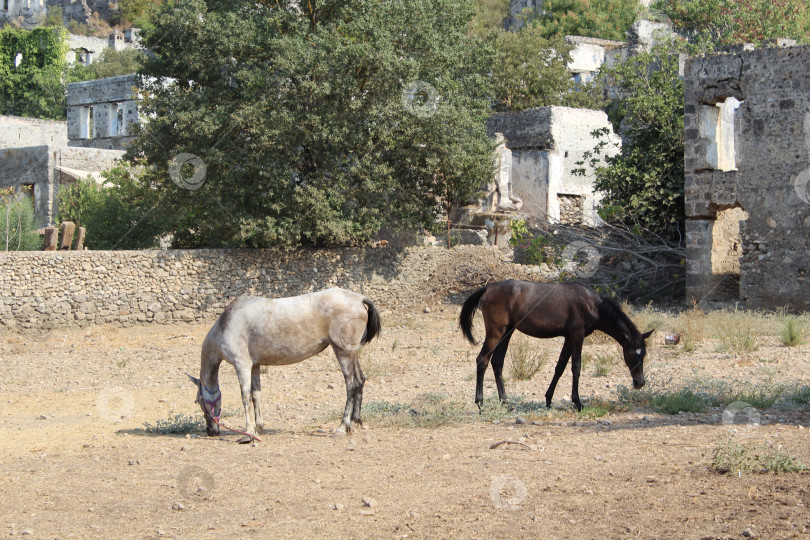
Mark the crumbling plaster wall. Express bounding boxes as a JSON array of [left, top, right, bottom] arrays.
[[0, 116, 67, 149], [684, 43, 810, 310]]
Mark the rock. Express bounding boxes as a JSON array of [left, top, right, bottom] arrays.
[[362, 497, 376, 508], [424, 307, 431, 313], [742, 528, 754, 537], [21, 530, 33, 536], [332, 503, 344, 511], [181, 445, 191, 451], [171, 502, 184, 511], [37, 414, 47, 420], [516, 416, 526, 424]]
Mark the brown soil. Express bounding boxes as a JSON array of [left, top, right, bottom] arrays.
[[1, 304, 809, 539]]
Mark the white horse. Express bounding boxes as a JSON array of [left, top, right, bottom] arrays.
[[188, 288, 381, 443]]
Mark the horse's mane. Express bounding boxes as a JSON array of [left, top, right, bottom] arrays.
[[597, 296, 640, 338]]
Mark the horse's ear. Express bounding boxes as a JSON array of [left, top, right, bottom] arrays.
[[186, 373, 201, 388], [642, 329, 654, 340]]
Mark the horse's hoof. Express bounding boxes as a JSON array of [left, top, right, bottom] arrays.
[[237, 435, 253, 444], [333, 426, 347, 438]]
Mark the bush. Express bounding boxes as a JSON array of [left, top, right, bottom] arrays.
[[0, 187, 41, 251], [56, 166, 168, 250], [712, 437, 807, 475], [780, 318, 805, 347], [508, 336, 549, 381]]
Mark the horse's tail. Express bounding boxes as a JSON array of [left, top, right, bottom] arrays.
[[460, 285, 488, 345], [361, 298, 381, 345]]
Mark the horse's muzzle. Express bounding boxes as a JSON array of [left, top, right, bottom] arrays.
[[207, 424, 220, 437], [632, 377, 646, 389]]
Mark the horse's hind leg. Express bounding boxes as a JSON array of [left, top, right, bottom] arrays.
[[350, 352, 365, 427], [545, 337, 573, 408], [333, 346, 363, 435], [474, 334, 502, 412], [490, 329, 514, 406], [251, 365, 264, 434]]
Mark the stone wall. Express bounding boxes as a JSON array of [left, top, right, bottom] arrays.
[[0, 116, 68, 149], [0, 246, 542, 329], [684, 44, 810, 310]]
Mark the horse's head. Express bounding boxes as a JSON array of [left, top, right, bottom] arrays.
[[622, 330, 654, 389], [187, 373, 221, 436]]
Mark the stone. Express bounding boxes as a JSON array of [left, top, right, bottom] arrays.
[[362, 497, 376, 508]]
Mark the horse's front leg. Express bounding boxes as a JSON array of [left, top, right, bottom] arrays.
[[474, 336, 499, 412], [251, 365, 264, 435], [545, 338, 572, 408], [570, 336, 585, 412], [235, 362, 257, 443]]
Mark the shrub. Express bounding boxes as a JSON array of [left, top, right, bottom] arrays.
[[0, 187, 41, 251], [780, 318, 805, 347], [508, 336, 549, 380], [712, 438, 807, 475]]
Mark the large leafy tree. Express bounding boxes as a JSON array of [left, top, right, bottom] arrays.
[[577, 44, 685, 239], [128, 0, 494, 248], [530, 0, 640, 42], [657, 0, 810, 48], [492, 24, 605, 111]]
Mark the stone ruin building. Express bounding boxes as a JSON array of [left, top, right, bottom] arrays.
[[0, 74, 136, 227], [485, 106, 620, 227], [684, 42, 810, 310], [66, 73, 139, 150], [0, 0, 119, 27]]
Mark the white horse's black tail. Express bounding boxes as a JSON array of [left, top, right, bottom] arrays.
[[361, 298, 381, 344]]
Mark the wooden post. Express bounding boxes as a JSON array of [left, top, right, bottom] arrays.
[[43, 227, 58, 251], [59, 221, 76, 250], [74, 227, 86, 251]]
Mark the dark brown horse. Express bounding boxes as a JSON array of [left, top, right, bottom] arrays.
[[460, 280, 652, 412]]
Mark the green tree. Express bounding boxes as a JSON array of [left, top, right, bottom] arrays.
[[577, 43, 685, 238], [0, 27, 69, 119], [492, 25, 605, 111], [124, 0, 494, 248], [657, 0, 810, 48], [530, 0, 640, 42], [119, 0, 165, 30], [469, 0, 511, 37], [67, 47, 146, 82]]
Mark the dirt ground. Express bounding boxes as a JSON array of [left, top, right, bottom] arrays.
[[1, 301, 809, 539]]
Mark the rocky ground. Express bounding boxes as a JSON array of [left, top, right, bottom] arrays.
[[1, 303, 809, 539]]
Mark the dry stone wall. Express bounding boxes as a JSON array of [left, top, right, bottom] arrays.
[[0, 246, 541, 329]]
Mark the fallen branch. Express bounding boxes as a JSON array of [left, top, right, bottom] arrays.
[[489, 440, 533, 450]]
